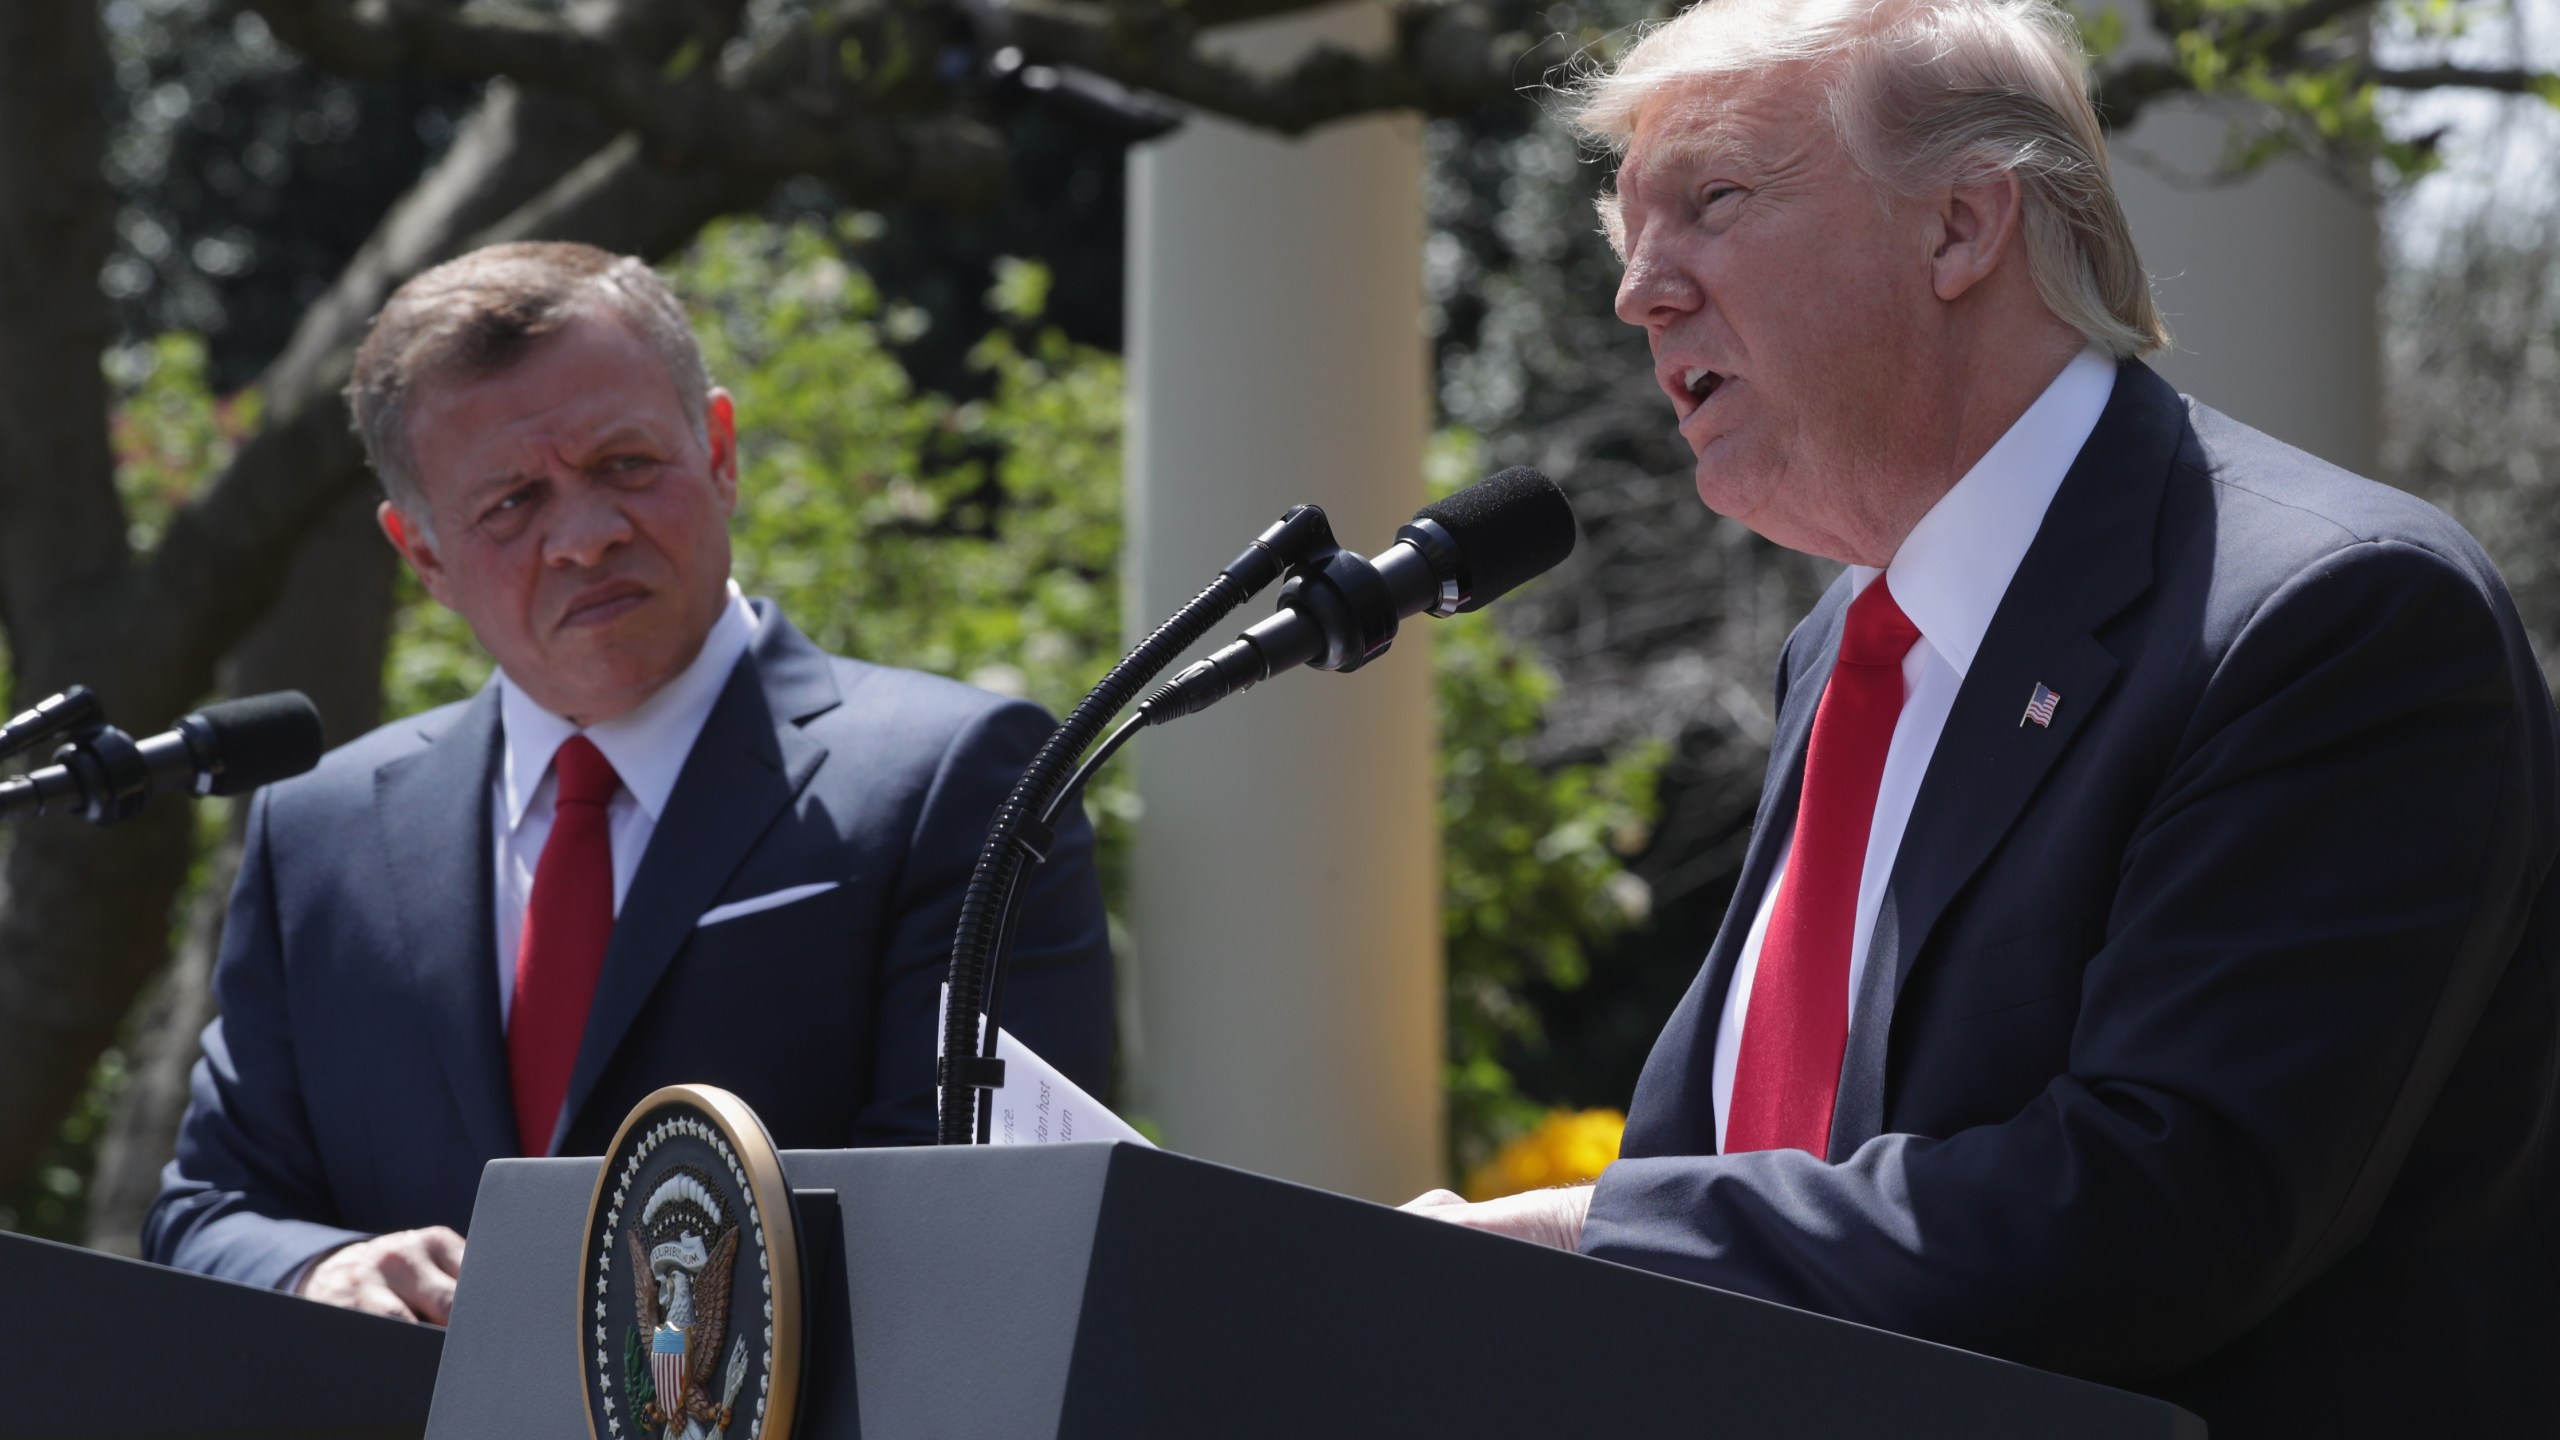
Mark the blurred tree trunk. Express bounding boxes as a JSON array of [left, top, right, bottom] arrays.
[[0, 0, 202, 1212], [81, 488, 397, 1255]]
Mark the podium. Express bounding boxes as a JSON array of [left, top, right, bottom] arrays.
[[0, 1229, 444, 1439], [427, 1142, 2202, 1438]]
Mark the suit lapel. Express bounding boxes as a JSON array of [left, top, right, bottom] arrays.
[[375, 688, 518, 1161], [1634, 588, 1843, 1159], [550, 604, 842, 1150], [1826, 362, 2182, 1158], [1724, 598, 1842, 1000]]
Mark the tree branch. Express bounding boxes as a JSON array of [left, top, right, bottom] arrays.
[[1006, 0, 1568, 134], [2092, 49, 2552, 139], [246, 0, 1008, 210], [2369, 64, 2554, 96], [259, 0, 1560, 168], [2233, 0, 2371, 67]]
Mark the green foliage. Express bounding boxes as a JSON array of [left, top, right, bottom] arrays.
[[689, 218, 1120, 708], [106, 333, 252, 551], [985, 256, 1054, 324], [2071, 2, 2127, 61], [1428, 435, 1666, 1175], [2182, 40, 2416, 177], [382, 572, 492, 720]]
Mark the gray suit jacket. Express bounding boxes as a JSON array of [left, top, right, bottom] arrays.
[[144, 599, 1113, 1287]]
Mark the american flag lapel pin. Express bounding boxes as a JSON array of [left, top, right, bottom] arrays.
[[2020, 682, 2062, 729]]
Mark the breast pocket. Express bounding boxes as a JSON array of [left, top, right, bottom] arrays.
[[675, 880, 867, 1046], [697, 880, 843, 929], [681, 879, 865, 993], [660, 879, 872, 1146]]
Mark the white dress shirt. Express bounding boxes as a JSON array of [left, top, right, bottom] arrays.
[[1709, 349, 2117, 1148], [491, 581, 758, 1028]]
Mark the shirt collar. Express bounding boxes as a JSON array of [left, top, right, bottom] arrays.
[[1847, 347, 2116, 678], [497, 580, 758, 831]]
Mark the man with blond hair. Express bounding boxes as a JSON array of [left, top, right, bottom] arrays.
[[144, 242, 1114, 1322], [1407, 0, 2558, 1428]]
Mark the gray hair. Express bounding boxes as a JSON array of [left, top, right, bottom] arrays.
[[345, 241, 712, 524], [1570, 0, 2168, 358]]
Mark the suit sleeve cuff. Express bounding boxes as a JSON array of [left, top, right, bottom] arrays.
[[193, 1216, 374, 1294], [1577, 1154, 1720, 1269]]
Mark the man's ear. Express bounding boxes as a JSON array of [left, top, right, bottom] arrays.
[[705, 388, 739, 517], [1929, 169, 2026, 303], [377, 500, 456, 609]]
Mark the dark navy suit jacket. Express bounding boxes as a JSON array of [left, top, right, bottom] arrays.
[[143, 600, 1113, 1288], [1580, 362, 2560, 1434]]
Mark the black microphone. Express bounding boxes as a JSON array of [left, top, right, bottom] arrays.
[[0, 685, 104, 762], [1141, 467, 1575, 721], [0, 691, 325, 824]]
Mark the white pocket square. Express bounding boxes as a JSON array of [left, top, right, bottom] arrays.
[[696, 881, 842, 928]]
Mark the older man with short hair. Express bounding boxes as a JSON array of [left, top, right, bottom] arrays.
[[144, 242, 1114, 1324], [1408, 0, 2560, 1430]]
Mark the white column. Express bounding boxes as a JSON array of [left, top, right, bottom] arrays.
[[2107, 77, 2381, 472], [1122, 3, 1442, 1201]]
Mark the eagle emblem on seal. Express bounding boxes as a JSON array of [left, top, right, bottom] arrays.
[[623, 1169, 752, 1438], [581, 1086, 802, 1440]]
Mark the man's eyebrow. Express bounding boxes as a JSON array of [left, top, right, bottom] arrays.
[[1605, 120, 1750, 259], [453, 421, 673, 505], [584, 422, 665, 453], [462, 468, 543, 506], [1624, 118, 1759, 195]]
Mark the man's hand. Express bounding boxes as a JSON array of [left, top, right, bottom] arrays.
[[1401, 1184, 1595, 1252], [296, 1226, 467, 1324]]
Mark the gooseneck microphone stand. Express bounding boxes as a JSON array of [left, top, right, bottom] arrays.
[[936, 467, 1578, 1145], [935, 505, 1338, 1145]]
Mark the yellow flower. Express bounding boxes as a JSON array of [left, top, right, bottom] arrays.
[[1463, 1108, 1627, 1202]]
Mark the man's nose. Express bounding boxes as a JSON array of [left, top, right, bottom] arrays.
[[1615, 244, 1702, 330], [543, 481, 634, 569]]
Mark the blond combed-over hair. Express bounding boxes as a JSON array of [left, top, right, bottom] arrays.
[[345, 241, 713, 523], [1571, 0, 2169, 358]]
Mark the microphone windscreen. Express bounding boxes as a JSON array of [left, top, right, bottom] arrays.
[[1415, 467, 1577, 612], [193, 691, 325, 795]]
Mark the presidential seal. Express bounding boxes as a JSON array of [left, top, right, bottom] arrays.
[[581, 1085, 802, 1440]]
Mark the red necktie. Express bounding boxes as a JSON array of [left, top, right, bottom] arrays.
[[1726, 577, 1920, 1157], [507, 734, 620, 1157]]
